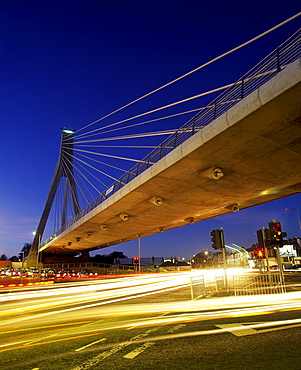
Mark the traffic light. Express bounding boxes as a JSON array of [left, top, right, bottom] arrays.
[[265, 228, 272, 245], [254, 249, 265, 259], [257, 228, 273, 248], [133, 257, 139, 264], [211, 229, 223, 250], [18, 252, 24, 262], [269, 221, 284, 245]]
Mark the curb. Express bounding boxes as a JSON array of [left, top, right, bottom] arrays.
[[0, 280, 55, 288]]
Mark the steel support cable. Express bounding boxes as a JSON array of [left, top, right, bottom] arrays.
[[73, 106, 211, 142], [75, 12, 301, 135], [74, 83, 237, 140], [75, 108, 206, 141], [60, 154, 88, 210], [61, 161, 92, 209], [61, 150, 101, 201], [60, 153, 89, 208], [62, 151, 101, 199], [74, 62, 291, 142], [73, 158, 109, 190], [75, 144, 159, 148], [63, 181, 76, 224], [71, 152, 112, 188], [70, 160, 102, 200], [73, 130, 177, 145], [75, 151, 132, 174], [71, 147, 156, 164], [192, 46, 293, 126], [72, 153, 124, 183], [75, 152, 141, 182]]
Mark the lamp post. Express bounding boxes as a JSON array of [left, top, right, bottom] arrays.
[[19, 251, 24, 269], [285, 208, 301, 230], [204, 250, 209, 268], [138, 236, 141, 274], [33, 232, 41, 269]]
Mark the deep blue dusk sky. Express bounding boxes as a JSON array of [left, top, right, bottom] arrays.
[[0, 1, 300, 260]]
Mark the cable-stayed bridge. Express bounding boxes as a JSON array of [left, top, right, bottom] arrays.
[[28, 29, 301, 265]]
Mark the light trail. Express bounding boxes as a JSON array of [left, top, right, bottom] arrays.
[[0, 269, 252, 319], [0, 269, 301, 358]]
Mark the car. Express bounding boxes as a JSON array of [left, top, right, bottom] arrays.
[[63, 269, 78, 278], [41, 269, 56, 278], [77, 269, 98, 278], [1, 268, 12, 276], [270, 265, 278, 270], [55, 270, 66, 278]]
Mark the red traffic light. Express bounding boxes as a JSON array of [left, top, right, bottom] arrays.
[[254, 249, 265, 259], [211, 229, 223, 250], [269, 220, 284, 243]]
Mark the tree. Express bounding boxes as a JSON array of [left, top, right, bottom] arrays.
[[0, 254, 8, 260], [21, 243, 32, 259], [9, 256, 19, 262], [109, 251, 127, 260], [91, 251, 127, 264]]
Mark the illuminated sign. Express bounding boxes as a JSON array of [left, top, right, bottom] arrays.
[[279, 244, 297, 257]]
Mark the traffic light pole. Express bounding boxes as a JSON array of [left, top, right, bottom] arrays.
[[276, 246, 285, 290], [220, 228, 228, 292], [261, 227, 271, 277], [260, 227, 273, 287], [138, 237, 141, 274]]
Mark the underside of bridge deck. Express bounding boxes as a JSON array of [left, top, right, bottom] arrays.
[[41, 59, 301, 259]]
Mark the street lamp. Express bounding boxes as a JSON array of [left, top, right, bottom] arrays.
[[32, 232, 41, 269], [285, 208, 301, 231]]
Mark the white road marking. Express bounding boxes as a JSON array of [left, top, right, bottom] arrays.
[[216, 321, 301, 336], [124, 323, 186, 359], [24, 334, 57, 345], [75, 337, 106, 351], [167, 324, 186, 333], [259, 322, 301, 334], [123, 341, 155, 359], [215, 323, 258, 336], [70, 327, 159, 370]]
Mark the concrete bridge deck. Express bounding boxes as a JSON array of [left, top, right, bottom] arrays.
[[41, 58, 301, 257]]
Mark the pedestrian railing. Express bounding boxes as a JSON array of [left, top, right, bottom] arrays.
[[232, 272, 286, 295], [189, 271, 286, 298], [190, 272, 224, 298]]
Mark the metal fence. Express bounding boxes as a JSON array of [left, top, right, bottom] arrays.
[[190, 272, 225, 298], [232, 273, 286, 295], [42, 261, 163, 273], [190, 272, 286, 298], [43, 29, 301, 245]]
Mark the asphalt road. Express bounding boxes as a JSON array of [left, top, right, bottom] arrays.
[[1, 273, 301, 370]]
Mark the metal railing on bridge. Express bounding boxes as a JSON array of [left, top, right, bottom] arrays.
[[43, 29, 300, 246]]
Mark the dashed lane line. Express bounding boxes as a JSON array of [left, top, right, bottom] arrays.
[[70, 327, 159, 370], [215, 321, 301, 336], [75, 338, 106, 352], [123, 323, 186, 359], [123, 341, 155, 359]]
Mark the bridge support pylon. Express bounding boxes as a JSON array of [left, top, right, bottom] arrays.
[[27, 128, 80, 267]]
